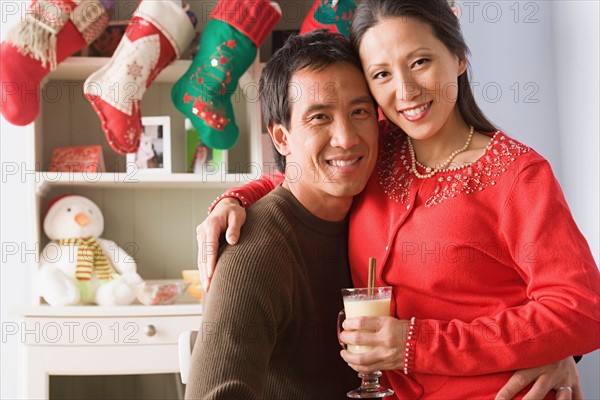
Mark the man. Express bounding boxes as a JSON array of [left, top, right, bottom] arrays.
[[184, 30, 379, 398]]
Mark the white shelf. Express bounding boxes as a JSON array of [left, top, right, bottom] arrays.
[[47, 57, 192, 82], [13, 302, 202, 318], [35, 172, 259, 194]]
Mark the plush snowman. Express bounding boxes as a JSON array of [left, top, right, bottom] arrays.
[[36, 195, 143, 306]]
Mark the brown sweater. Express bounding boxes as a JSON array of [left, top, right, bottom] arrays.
[[185, 185, 357, 399]]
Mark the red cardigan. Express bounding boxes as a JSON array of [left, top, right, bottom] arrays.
[[217, 128, 600, 399]]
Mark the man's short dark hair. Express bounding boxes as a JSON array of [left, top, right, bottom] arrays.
[[259, 29, 364, 172]]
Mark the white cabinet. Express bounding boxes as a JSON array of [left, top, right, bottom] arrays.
[[15, 304, 202, 399]]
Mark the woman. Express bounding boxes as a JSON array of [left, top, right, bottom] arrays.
[[196, 0, 600, 398]]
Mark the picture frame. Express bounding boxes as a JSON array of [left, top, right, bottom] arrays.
[[127, 116, 172, 173]]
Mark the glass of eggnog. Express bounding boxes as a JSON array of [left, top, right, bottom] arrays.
[[339, 286, 394, 398]]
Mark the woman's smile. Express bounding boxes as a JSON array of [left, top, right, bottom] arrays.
[[399, 100, 433, 121]]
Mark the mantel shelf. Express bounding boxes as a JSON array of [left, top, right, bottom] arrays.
[[35, 172, 258, 194], [47, 57, 192, 82]]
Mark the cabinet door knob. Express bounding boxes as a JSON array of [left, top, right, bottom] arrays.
[[145, 325, 157, 337]]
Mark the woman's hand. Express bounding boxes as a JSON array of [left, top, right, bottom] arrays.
[[339, 316, 409, 372], [495, 357, 582, 400], [196, 197, 246, 291]]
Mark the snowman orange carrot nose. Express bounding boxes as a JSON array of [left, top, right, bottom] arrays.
[[75, 213, 90, 227]]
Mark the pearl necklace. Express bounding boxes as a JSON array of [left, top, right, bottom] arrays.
[[407, 125, 475, 179]]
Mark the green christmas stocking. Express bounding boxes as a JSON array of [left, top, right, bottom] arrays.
[[172, 0, 281, 150]]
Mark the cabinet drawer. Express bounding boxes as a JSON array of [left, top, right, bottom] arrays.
[[20, 315, 201, 346]]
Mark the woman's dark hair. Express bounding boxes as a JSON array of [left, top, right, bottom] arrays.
[[350, 0, 497, 133], [259, 29, 365, 172]]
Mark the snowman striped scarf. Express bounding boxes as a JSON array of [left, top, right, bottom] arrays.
[[57, 237, 113, 281]]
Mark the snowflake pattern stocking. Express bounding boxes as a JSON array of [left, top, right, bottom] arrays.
[[84, 0, 194, 154]]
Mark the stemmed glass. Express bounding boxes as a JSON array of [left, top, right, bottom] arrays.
[[338, 286, 394, 398]]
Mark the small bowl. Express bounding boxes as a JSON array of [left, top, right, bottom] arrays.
[[182, 270, 203, 303], [134, 281, 189, 306]]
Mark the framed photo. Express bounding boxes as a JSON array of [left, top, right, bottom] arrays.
[[127, 116, 172, 173]]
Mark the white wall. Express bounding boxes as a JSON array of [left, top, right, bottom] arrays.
[[552, 1, 600, 397], [552, 0, 599, 271], [0, 110, 33, 400], [1, 2, 35, 399]]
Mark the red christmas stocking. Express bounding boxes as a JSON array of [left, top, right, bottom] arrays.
[[84, 1, 195, 154], [171, 0, 281, 150], [300, 0, 356, 38], [0, 0, 110, 126]]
